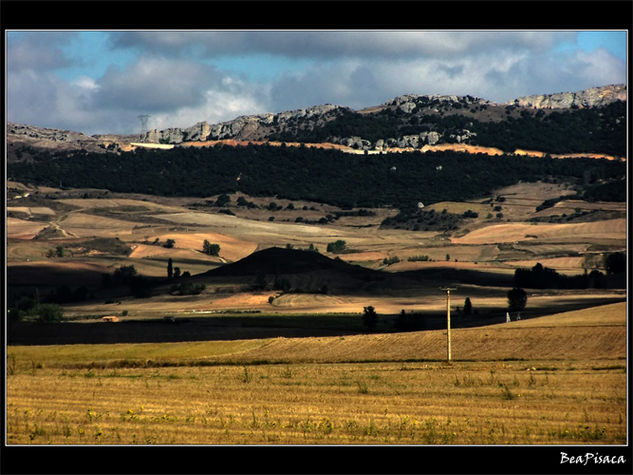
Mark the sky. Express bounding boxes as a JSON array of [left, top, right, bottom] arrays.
[[6, 30, 627, 135]]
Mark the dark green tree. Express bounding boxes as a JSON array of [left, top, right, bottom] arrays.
[[604, 252, 626, 275], [463, 297, 472, 315], [326, 240, 347, 253], [362, 306, 378, 331], [507, 288, 527, 312], [203, 240, 220, 256], [37, 303, 64, 322], [167, 258, 173, 279], [215, 193, 231, 207]]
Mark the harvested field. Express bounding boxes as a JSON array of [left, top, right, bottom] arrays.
[[452, 219, 626, 244], [138, 232, 257, 262], [506, 256, 586, 274], [58, 213, 137, 238], [57, 198, 185, 213], [6, 303, 626, 448], [6, 217, 49, 239], [7, 206, 56, 216], [128, 244, 220, 262]]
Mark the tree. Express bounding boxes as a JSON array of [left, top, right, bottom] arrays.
[[326, 240, 347, 253], [113, 265, 137, 284], [463, 297, 472, 315], [215, 193, 230, 207], [203, 240, 220, 256], [507, 287, 527, 312], [37, 303, 64, 322], [362, 306, 378, 331], [163, 239, 175, 249], [604, 252, 626, 275], [167, 258, 173, 279]]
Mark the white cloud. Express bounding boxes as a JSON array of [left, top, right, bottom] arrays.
[[7, 31, 626, 135]]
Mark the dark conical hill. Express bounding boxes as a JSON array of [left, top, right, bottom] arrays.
[[204, 247, 377, 278]]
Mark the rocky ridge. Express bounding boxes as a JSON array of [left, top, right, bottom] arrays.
[[508, 84, 626, 109], [7, 84, 626, 157], [139, 85, 626, 150]]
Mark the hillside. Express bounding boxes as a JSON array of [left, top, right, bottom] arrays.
[[6, 84, 627, 161], [8, 140, 626, 210]]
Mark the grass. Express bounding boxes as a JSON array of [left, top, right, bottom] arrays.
[[6, 302, 627, 445], [6, 359, 625, 445]]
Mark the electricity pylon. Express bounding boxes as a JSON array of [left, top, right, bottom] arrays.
[[138, 114, 151, 137]]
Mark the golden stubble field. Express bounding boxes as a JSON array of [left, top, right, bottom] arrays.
[[6, 303, 627, 445]]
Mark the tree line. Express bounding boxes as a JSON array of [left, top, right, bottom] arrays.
[[8, 145, 625, 210], [270, 101, 626, 156]]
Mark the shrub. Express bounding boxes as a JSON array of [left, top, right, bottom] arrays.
[[463, 297, 472, 315], [203, 240, 221, 256], [383, 256, 400, 266], [507, 288, 527, 312], [113, 265, 137, 284], [37, 303, 64, 322], [215, 193, 230, 207], [408, 255, 430, 262], [362, 306, 378, 331], [327, 240, 347, 253], [177, 282, 206, 295], [604, 252, 626, 275]]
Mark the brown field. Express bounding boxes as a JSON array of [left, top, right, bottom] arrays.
[[5, 179, 627, 447], [452, 219, 626, 245], [6, 303, 626, 445], [6, 217, 49, 239]]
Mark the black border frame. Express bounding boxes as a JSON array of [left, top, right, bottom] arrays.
[[2, 1, 632, 474]]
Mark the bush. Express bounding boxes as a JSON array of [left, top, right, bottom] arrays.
[[362, 306, 378, 331], [215, 193, 231, 207], [408, 255, 430, 262], [383, 256, 400, 266], [327, 240, 347, 253], [507, 288, 527, 312], [463, 297, 472, 315], [177, 282, 206, 295], [203, 240, 221, 256], [37, 303, 64, 322], [113, 265, 137, 284], [604, 252, 626, 275]]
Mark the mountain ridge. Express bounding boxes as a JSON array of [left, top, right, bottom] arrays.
[[6, 84, 626, 158]]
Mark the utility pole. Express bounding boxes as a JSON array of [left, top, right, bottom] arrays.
[[440, 287, 456, 362]]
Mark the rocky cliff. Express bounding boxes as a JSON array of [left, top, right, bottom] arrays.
[[138, 84, 625, 150], [508, 84, 626, 109], [7, 84, 626, 159], [142, 104, 349, 144]]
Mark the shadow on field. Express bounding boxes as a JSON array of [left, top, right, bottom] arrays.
[[7, 298, 623, 346]]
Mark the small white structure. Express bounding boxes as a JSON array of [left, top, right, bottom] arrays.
[[417, 202, 425, 209], [506, 312, 511, 323]]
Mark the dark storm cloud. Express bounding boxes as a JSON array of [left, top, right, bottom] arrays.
[[7, 32, 76, 71], [109, 31, 575, 59], [91, 56, 227, 112]]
